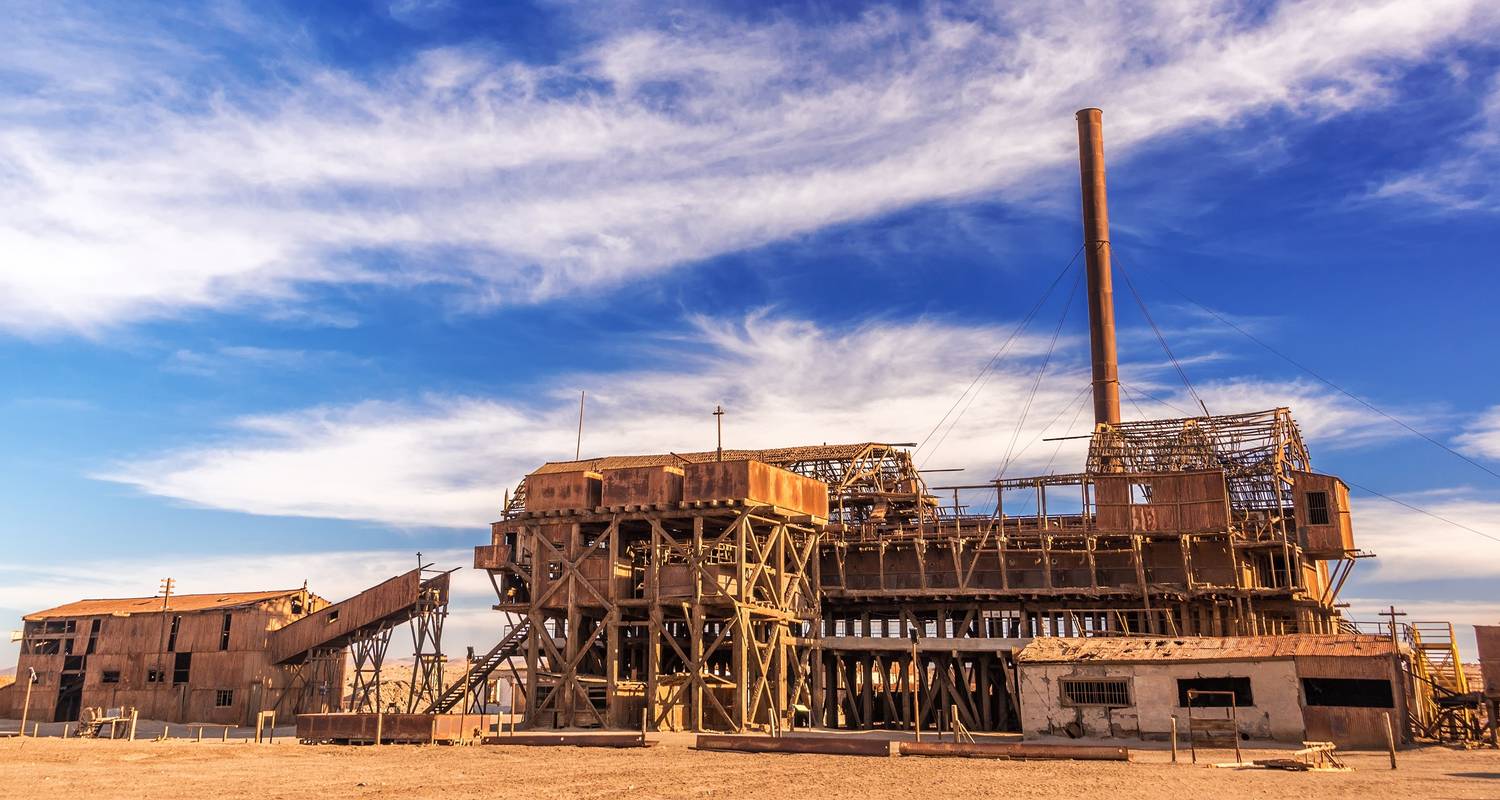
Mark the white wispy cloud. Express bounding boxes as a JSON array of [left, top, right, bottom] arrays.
[[100, 311, 1406, 528], [1374, 75, 1500, 211], [1347, 486, 1500, 581], [2, 0, 1496, 334], [1454, 404, 1500, 460], [162, 345, 367, 377]]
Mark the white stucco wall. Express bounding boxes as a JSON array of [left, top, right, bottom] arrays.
[[1018, 659, 1305, 742]]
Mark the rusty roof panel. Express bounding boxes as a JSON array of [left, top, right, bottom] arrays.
[[530, 443, 888, 475], [25, 589, 308, 620], [1015, 634, 1400, 664]]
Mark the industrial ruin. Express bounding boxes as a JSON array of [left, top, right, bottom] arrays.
[[465, 109, 1489, 748], [3, 110, 1492, 753]]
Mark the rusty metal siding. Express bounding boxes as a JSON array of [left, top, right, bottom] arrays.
[[600, 465, 684, 506], [1292, 470, 1355, 554], [268, 570, 437, 664], [525, 470, 603, 512], [683, 460, 829, 518]]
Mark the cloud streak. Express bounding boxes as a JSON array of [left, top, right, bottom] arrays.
[[101, 311, 1409, 529], [3, 1, 1498, 333]]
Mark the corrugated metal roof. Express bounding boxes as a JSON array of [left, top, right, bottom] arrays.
[[1015, 635, 1400, 664], [24, 589, 305, 620], [530, 443, 889, 475]]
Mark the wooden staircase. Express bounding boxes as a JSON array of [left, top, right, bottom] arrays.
[[422, 620, 531, 714]]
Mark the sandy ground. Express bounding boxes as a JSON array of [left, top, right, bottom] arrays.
[[0, 729, 1497, 800]]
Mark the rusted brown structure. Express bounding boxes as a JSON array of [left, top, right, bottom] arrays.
[[480, 458, 824, 732], [0, 589, 339, 726], [472, 110, 1371, 736], [0, 567, 453, 727]]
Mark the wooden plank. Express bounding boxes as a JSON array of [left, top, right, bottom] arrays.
[[899, 741, 1130, 761], [479, 733, 651, 748], [696, 734, 891, 756]]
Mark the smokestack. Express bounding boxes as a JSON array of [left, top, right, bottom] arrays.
[[1075, 108, 1121, 427]]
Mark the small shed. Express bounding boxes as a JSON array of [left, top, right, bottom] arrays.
[[1015, 635, 1406, 749]]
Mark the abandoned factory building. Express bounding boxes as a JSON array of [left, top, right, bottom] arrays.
[[1015, 634, 1407, 749], [0, 588, 340, 726]]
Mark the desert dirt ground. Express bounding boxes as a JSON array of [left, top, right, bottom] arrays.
[[0, 734, 1497, 800]]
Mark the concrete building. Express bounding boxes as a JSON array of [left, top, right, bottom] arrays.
[[0, 589, 342, 726], [1015, 635, 1407, 749]]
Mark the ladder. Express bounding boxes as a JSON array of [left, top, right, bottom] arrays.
[[423, 619, 531, 714]]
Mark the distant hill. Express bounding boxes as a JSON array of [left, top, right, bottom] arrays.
[[0, 664, 13, 690]]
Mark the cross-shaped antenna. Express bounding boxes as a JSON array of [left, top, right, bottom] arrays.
[[1378, 605, 1407, 643], [713, 405, 725, 462]]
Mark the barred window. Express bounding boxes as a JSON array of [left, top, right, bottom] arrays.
[[1306, 491, 1330, 525], [1061, 678, 1131, 707], [215, 689, 234, 708]]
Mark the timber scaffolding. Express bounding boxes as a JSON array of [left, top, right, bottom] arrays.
[[472, 108, 1383, 736], [477, 407, 1363, 734]]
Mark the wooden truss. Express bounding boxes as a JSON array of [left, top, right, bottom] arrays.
[[490, 503, 821, 733]]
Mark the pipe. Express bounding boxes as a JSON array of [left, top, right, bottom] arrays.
[[1075, 108, 1121, 427]]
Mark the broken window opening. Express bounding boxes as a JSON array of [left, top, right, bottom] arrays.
[[1301, 677, 1394, 708], [1178, 677, 1253, 707]]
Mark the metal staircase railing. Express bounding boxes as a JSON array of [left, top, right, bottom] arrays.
[[422, 619, 531, 714]]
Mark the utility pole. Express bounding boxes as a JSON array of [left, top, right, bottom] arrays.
[[713, 405, 725, 462], [1379, 605, 1407, 643], [153, 577, 174, 717], [575, 390, 586, 461], [1075, 108, 1122, 428]]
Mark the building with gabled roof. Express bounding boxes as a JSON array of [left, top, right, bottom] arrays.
[[0, 587, 342, 726]]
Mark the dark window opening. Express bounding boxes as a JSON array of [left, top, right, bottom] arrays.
[[1178, 677, 1254, 707], [147, 668, 165, 683], [167, 615, 182, 651], [63, 638, 75, 655], [290, 596, 304, 615], [326, 609, 339, 624], [63, 655, 85, 673], [1302, 677, 1394, 708], [214, 689, 234, 708], [172, 652, 192, 685], [44, 620, 76, 634], [1061, 678, 1131, 707], [1307, 491, 1330, 526], [101, 670, 120, 684], [219, 613, 233, 651], [27, 639, 60, 655], [86, 619, 100, 655]]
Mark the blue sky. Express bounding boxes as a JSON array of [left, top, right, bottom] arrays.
[[3, 0, 1500, 665]]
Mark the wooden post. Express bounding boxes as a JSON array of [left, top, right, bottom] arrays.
[[223, 726, 229, 742], [128, 708, 138, 741], [1382, 711, 1397, 769], [1170, 716, 1178, 763], [910, 636, 921, 743], [18, 669, 35, 737], [196, 726, 203, 743], [374, 708, 383, 746], [32, 723, 40, 737], [1231, 703, 1241, 765]]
